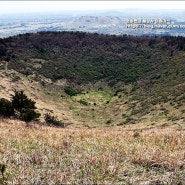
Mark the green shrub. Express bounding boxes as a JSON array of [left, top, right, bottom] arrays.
[[0, 98, 14, 117], [168, 115, 180, 122], [130, 109, 140, 116], [0, 163, 6, 184], [117, 122, 126, 126], [21, 110, 41, 122], [122, 113, 127, 118], [114, 88, 122, 96], [123, 117, 135, 124], [133, 132, 140, 138], [64, 86, 79, 96], [78, 99, 88, 106], [44, 113, 64, 127], [11, 75, 21, 82], [106, 119, 112, 124]]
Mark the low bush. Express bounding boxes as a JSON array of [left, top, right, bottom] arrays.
[[64, 86, 79, 96], [21, 110, 41, 122], [0, 98, 14, 117], [44, 113, 64, 127], [78, 99, 88, 106]]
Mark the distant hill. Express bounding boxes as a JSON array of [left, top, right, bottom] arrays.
[[73, 16, 122, 26], [1, 31, 185, 127], [1, 9, 185, 38]]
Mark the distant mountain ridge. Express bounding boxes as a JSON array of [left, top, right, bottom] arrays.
[[1, 9, 185, 38]]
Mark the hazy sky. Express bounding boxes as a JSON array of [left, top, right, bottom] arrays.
[[0, 1, 185, 14]]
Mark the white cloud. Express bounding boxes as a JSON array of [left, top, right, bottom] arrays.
[[0, 1, 185, 14]]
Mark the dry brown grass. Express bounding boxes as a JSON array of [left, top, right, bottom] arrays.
[[0, 118, 185, 184]]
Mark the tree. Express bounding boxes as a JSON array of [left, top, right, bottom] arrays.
[[11, 90, 40, 122], [0, 98, 14, 117]]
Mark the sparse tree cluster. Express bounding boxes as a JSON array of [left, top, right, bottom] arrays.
[[0, 90, 40, 122], [0, 90, 65, 127]]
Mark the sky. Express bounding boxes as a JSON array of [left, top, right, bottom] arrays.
[[0, 1, 185, 14]]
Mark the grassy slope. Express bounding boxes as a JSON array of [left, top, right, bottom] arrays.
[[0, 119, 185, 184], [1, 66, 185, 128], [1, 32, 185, 127]]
